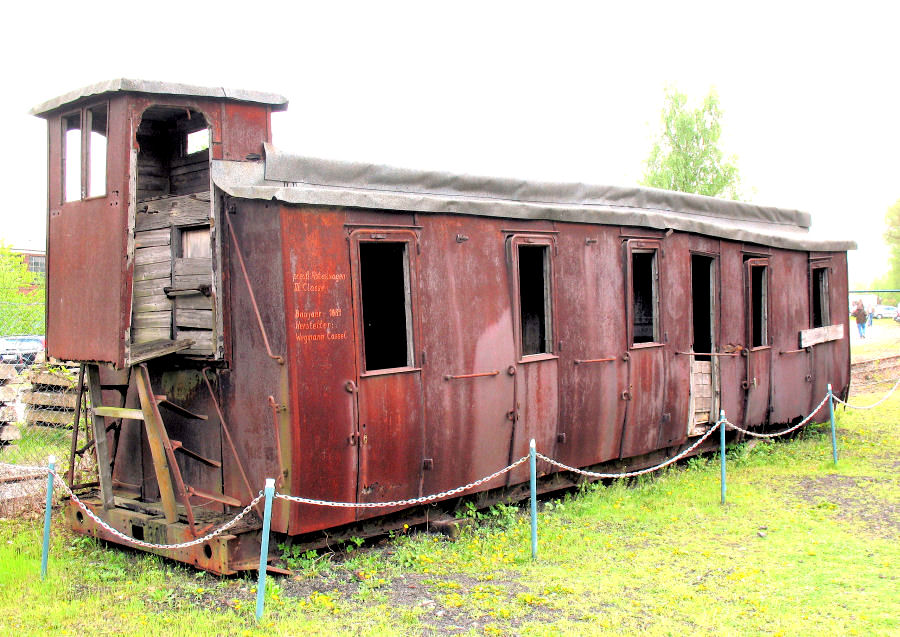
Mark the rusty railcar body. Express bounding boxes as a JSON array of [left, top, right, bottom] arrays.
[[31, 80, 854, 573]]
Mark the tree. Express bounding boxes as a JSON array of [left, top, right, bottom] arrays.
[[0, 243, 45, 336], [641, 87, 742, 200], [872, 198, 900, 303]]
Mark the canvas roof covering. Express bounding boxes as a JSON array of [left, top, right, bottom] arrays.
[[211, 144, 855, 252]]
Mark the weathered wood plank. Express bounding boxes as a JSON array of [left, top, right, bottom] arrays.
[[799, 324, 844, 349], [0, 364, 19, 381], [25, 409, 76, 426], [133, 312, 171, 330], [174, 258, 212, 277], [135, 246, 172, 267], [21, 391, 78, 409], [175, 309, 213, 330], [133, 294, 173, 314], [128, 339, 193, 365], [27, 370, 76, 388], [132, 327, 172, 344], [0, 405, 17, 423], [135, 194, 210, 231], [93, 406, 144, 420], [134, 261, 172, 282], [134, 228, 171, 249], [0, 385, 17, 402], [175, 294, 212, 310], [173, 273, 212, 289], [86, 365, 114, 509], [133, 278, 171, 297], [0, 424, 21, 441]]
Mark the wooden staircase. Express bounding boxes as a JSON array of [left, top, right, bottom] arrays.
[[85, 363, 237, 535]]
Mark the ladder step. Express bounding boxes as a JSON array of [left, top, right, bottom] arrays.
[[93, 406, 144, 420], [186, 486, 242, 507], [155, 395, 208, 420], [170, 439, 222, 468]]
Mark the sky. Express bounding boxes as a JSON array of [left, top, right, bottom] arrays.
[[2, 1, 897, 288]]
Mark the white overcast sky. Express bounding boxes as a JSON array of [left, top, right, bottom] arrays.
[[2, 1, 897, 287]]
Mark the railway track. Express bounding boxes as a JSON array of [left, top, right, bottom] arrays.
[[851, 354, 900, 393]]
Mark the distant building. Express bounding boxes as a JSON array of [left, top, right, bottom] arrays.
[[12, 248, 46, 276]]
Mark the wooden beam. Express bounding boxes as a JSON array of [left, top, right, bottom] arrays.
[[85, 365, 115, 510], [799, 324, 844, 348]]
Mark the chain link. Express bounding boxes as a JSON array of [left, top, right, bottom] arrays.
[[723, 394, 830, 439], [536, 422, 723, 479], [48, 469, 265, 550], [276, 455, 529, 508], [833, 377, 900, 410]]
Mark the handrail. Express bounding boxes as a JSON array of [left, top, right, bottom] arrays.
[[675, 351, 739, 357], [225, 214, 284, 365], [574, 357, 616, 365], [444, 370, 500, 380]]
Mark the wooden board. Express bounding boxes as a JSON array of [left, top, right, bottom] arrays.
[[0, 385, 17, 402], [134, 261, 172, 282], [135, 194, 210, 231], [25, 408, 76, 426], [174, 258, 212, 277], [135, 245, 172, 266], [175, 309, 213, 330], [27, 370, 76, 388], [129, 338, 193, 365], [0, 364, 18, 381], [133, 294, 173, 314], [0, 424, 21, 441], [133, 277, 172, 297], [134, 228, 171, 248], [133, 311, 172, 329], [132, 327, 172, 344], [21, 391, 78, 409], [799, 324, 844, 348]]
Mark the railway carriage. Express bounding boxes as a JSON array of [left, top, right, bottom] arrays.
[[31, 80, 853, 573]]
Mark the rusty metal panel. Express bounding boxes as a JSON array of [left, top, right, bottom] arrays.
[[418, 216, 517, 494], [279, 205, 357, 533], [221, 103, 271, 160], [658, 232, 692, 447], [46, 98, 131, 367], [555, 225, 627, 467], [220, 200, 290, 530], [718, 243, 747, 425], [770, 250, 814, 424]]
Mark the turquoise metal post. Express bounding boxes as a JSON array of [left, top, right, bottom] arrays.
[[827, 383, 838, 465], [255, 478, 275, 621], [719, 410, 726, 506], [41, 455, 56, 580], [529, 439, 537, 560]]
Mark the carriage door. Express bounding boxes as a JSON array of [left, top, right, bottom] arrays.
[[350, 230, 425, 509], [743, 257, 772, 427], [507, 236, 559, 483], [688, 254, 719, 434]]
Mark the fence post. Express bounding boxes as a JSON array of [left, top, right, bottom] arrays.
[[41, 455, 56, 580], [719, 411, 726, 506], [827, 383, 838, 465], [529, 439, 538, 560], [255, 478, 275, 621]]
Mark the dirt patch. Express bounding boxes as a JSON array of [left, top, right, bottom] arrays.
[[793, 474, 900, 538]]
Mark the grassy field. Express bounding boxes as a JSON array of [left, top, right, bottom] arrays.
[[1, 384, 897, 636]]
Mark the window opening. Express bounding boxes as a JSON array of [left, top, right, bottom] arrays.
[[62, 113, 81, 202], [518, 244, 552, 355], [87, 105, 108, 197], [632, 250, 659, 344], [186, 129, 210, 155], [811, 268, 829, 328], [749, 263, 768, 347], [359, 242, 413, 370], [691, 255, 715, 360], [181, 227, 212, 259]]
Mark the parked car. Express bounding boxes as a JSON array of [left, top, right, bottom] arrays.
[[0, 335, 45, 371], [873, 305, 898, 319]]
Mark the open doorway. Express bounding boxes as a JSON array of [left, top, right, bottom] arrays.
[[689, 255, 717, 432]]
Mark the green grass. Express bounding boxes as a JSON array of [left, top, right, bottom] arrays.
[[851, 317, 900, 360], [1, 391, 898, 636]]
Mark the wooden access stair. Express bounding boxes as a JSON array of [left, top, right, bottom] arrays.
[[85, 363, 238, 535]]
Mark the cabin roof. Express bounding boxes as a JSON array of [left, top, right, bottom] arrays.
[[30, 78, 289, 117], [211, 144, 856, 252]]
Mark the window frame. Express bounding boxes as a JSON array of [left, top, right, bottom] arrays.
[[809, 264, 831, 328], [508, 234, 557, 362], [60, 101, 109, 204], [745, 257, 771, 350], [626, 239, 663, 349], [350, 228, 420, 376]]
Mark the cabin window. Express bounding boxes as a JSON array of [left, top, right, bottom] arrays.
[[359, 242, 413, 370], [632, 249, 659, 344], [518, 244, 552, 355], [749, 262, 768, 347], [61, 104, 108, 202], [811, 267, 830, 328], [186, 129, 210, 155], [62, 113, 81, 202], [180, 226, 212, 259]]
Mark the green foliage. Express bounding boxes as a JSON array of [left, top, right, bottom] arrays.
[[642, 87, 742, 200], [873, 198, 900, 295], [0, 242, 44, 337]]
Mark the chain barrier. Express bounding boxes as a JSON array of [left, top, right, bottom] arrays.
[[276, 455, 529, 508], [47, 468, 265, 550], [833, 376, 900, 410], [722, 394, 831, 439], [535, 421, 723, 479]]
